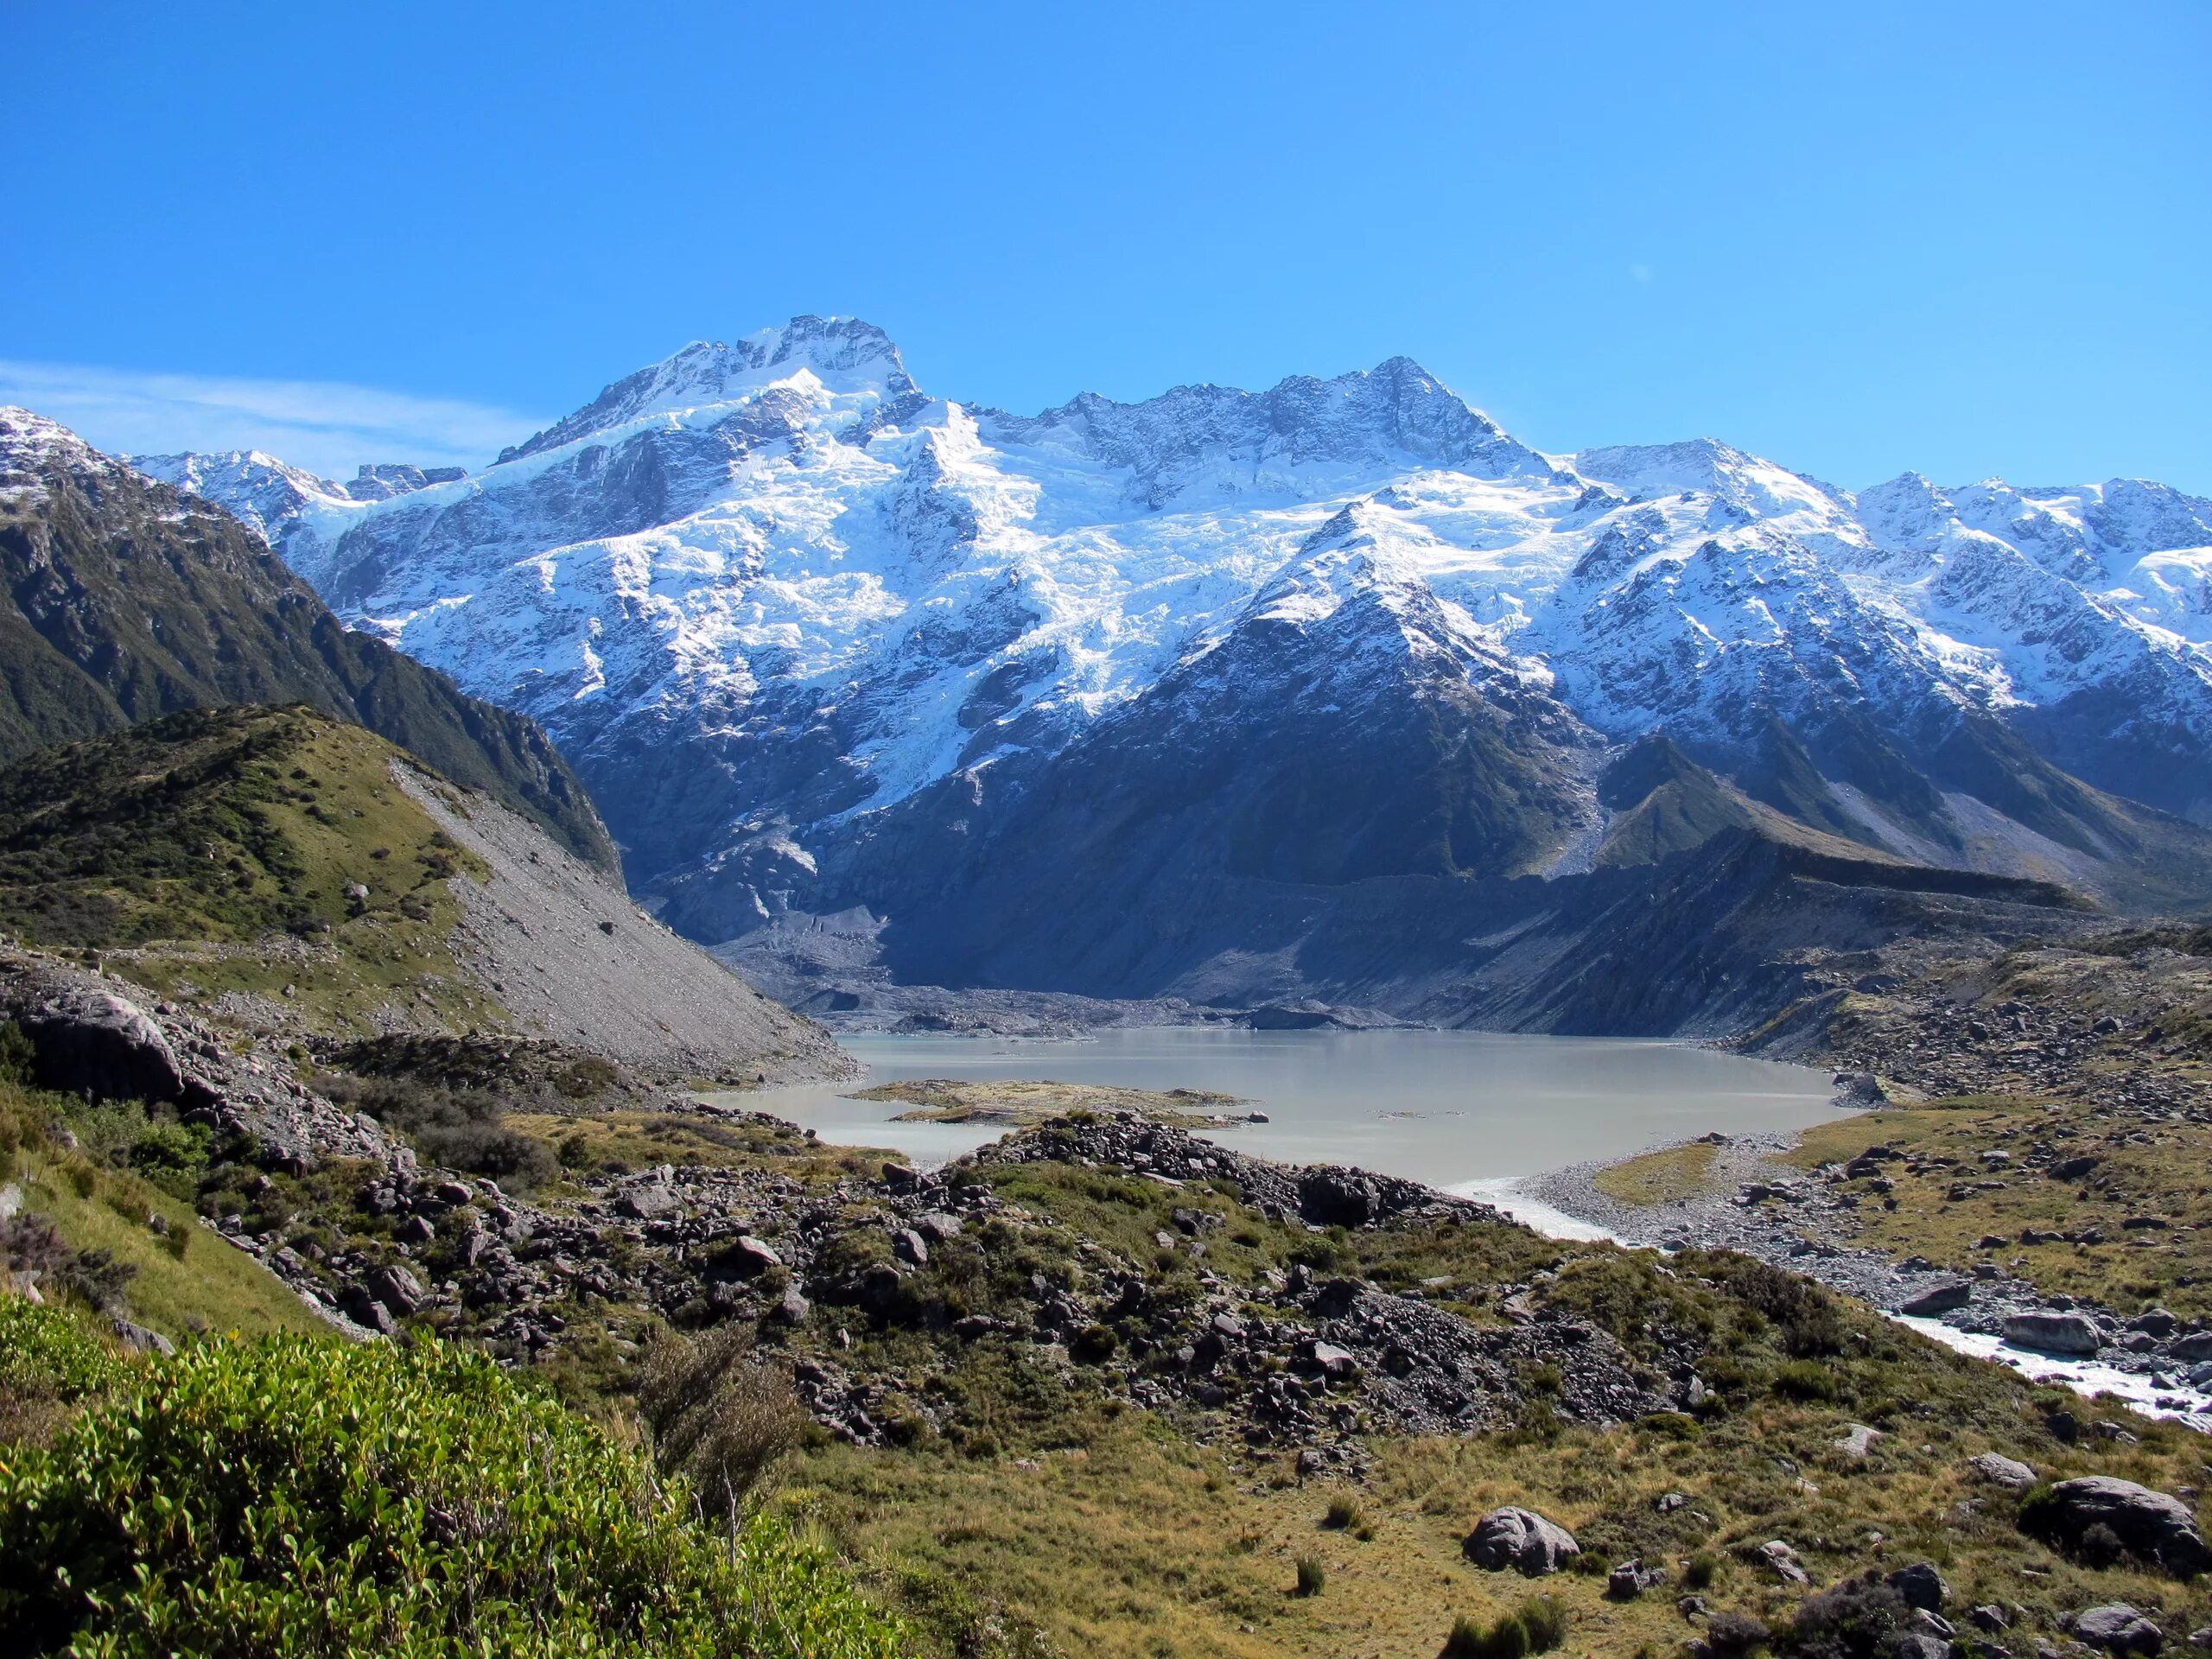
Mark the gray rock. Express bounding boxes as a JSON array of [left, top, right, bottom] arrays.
[[891, 1227, 928, 1266], [110, 1315, 175, 1357], [2170, 1332, 2212, 1363], [1837, 1422, 1884, 1459], [2075, 1604, 2163, 1655], [1892, 1633, 1953, 1659], [1889, 1561, 1950, 1611], [1973, 1451, 2035, 1495], [1900, 1281, 1974, 1317], [1756, 1538, 1811, 1586], [770, 1283, 810, 1325], [20, 987, 186, 1103], [2005, 1312, 2104, 1356], [368, 1263, 426, 1316], [616, 1184, 679, 1220], [1465, 1506, 1580, 1575], [1607, 1559, 1667, 1599], [2038, 1478, 2210, 1578], [728, 1235, 783, 1274]]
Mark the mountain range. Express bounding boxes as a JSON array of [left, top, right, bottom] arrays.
[[82, 317, 2212, 1027]]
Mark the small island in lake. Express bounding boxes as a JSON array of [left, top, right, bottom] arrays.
[[853, 1077, 1268, 1128]]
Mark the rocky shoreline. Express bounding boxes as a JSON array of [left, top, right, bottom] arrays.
[[1518, 1121, 2212, 1424]]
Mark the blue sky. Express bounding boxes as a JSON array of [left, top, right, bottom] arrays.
[[5, 1, 2208, 491]]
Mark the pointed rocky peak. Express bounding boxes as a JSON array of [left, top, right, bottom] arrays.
[[498, 315, 919, 464], [1853, 471, 1960, 556], [0, 405, 113, 498]]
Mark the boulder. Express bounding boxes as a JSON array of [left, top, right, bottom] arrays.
[[110, 1315, 175, 1357], [1899, 1281, 1974, 1317], [1299, 1168, 1379, 1227], [2075, 1604, 2164, 1655], [616, 1183, 679, 1220], [1465, 1507, 1580, 1575], [19, 987, 186, 1104], [1967, 1452, 2037, 1491], [1887, 1561, 1950, 1611], [2004, 1311, 2104, 1355], [770, 1283, 810, 1325], [2036, 1478, 2209, 1578], [2169, 1332, 2212, 1363], [1756, 1539, 1811, 1586], [1607, 1559, 1667, 1599], [368, 1263, 426, 1316]]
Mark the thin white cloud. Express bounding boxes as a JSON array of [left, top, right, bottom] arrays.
[[0, 359, 545, 480]]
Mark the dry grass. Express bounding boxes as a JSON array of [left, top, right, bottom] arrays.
[[781, 1371, 2212, 1659], [1592, 1140, 1723, 1208], [502, 1108, 892, 1192], [855, 1078, 1248, 1127], [1786, 1099, 2212, 1317]]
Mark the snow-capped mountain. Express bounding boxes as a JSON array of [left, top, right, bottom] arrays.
[[130, 317, 2212, 1015]]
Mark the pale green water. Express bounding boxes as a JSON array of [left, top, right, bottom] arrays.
[[717, 1026, 1843, 1190]]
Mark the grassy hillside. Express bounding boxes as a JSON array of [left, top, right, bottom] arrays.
[[0, 705, 507, 1034], [0, 417, 614, 869]]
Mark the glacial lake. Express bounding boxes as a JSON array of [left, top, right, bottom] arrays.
[[713, 1027, 1845, 1200]]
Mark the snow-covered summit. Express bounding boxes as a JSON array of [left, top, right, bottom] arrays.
[[497, 315, 921, 464]]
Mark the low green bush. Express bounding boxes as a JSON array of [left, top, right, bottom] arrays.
[[0, 1332, 906, 1657], [1294, 1554, 1326, 1597]]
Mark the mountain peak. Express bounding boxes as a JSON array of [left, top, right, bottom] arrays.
[[497, 315, 918, 464]]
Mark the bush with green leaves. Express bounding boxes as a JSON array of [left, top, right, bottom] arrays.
[[0, 1300, 132, 1444], [0, 1331, 906, 1657]]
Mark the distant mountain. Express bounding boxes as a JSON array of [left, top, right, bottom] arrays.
[[0, 703, 842, 1082], [0, 408, 613, 869], [130, 321, 2212, 1029]]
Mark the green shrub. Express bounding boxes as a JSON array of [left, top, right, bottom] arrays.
[[0, 1332, 906, 1657], [0, 1021, 35, 1087], [1772, 1361, 1840, 1402], [1684, 1550, 1720, 1589], [0, 1300, 130, 1444], [1294, 1554, 1326, 1597]]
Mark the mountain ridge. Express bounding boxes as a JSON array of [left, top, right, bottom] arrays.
[[96, 320, 2212, 1026]]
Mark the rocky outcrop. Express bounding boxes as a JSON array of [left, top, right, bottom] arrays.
[[2074, 1604, 2165, 1655], [16, 984, 186, 1104], [0, 954, 388, 1169], [1464, 1507, 1580, 1575], [2031, 1478, 2210, 1578]]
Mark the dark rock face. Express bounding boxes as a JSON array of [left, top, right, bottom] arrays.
[[1897, 1281, 1974, 1317], [1885, 1561, 1949, 1611], [2032, 1478, 2210, 1578], [17, 985, 186, 1104], [1464, 1506, 1580, 1575]]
